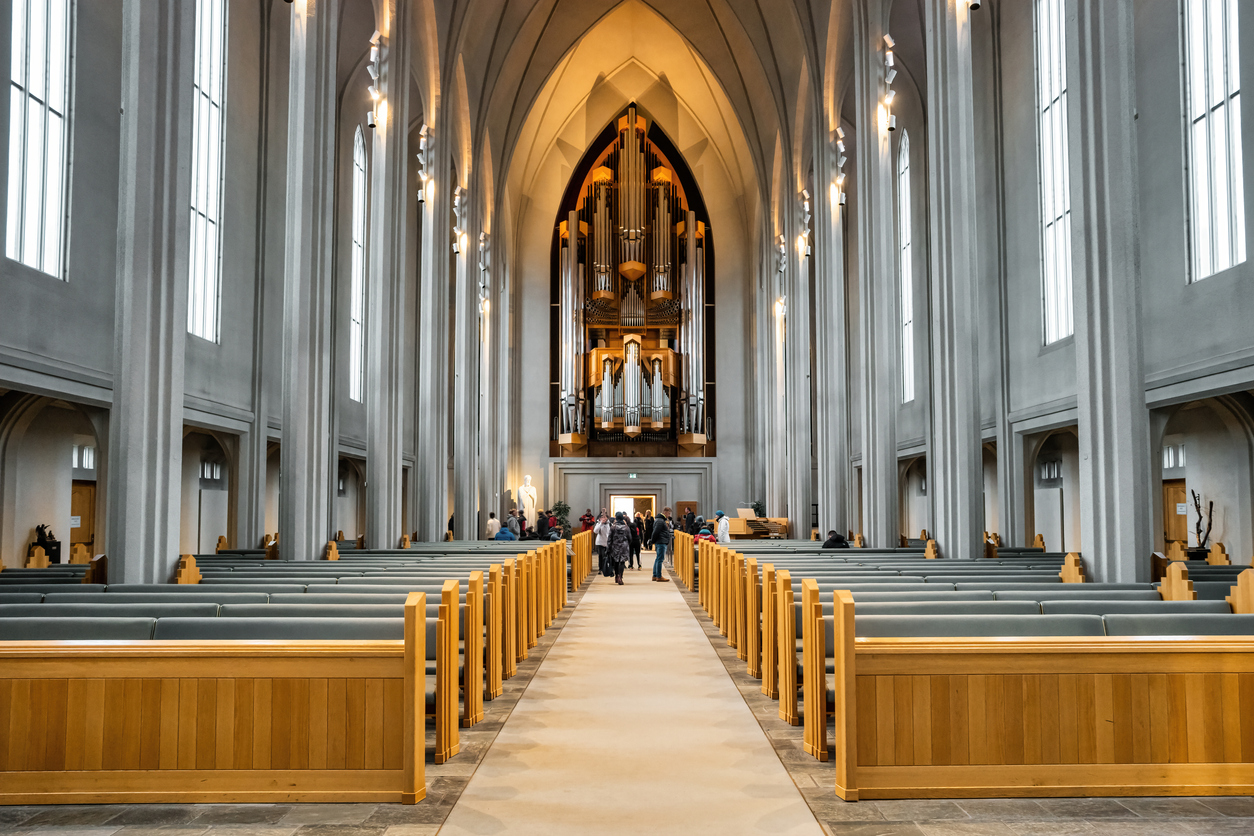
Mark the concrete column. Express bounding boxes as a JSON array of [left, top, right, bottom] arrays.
[[923, 0, 983, 559], [762, 228, 788, 519], [452, 188, 479, 540], [365, 14, 411, 550], [106, 0, 194, 583], [278, 0, 339, 561], [1068, 0, 1151, 581], [415, 136, 454, 540], [785, 200, 814, 540], [853, 0, 899, 547], [814, 135, 850, 537]]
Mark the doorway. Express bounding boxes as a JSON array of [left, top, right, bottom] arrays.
[[610, 495, 655, 518], [1163, 478, 1188, 544], [70, 480, 95, 551]]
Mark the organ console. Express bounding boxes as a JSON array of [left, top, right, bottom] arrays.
[[554, 105, 711, 457]]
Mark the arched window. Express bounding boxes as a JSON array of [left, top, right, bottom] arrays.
[[1183, 0, 1245, 281], [349, 127, 367, 402], [6, 0, 72, 277], [897, 131, 914, 404], [1035, 0, 1073, 345], [187, 0, 228, 342]]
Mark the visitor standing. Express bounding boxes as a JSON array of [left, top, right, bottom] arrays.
[[536, 509, 550, 540], [643, 510, 655, 549], [651, 507, 673, 581], [580, 509, 594, 532], [486, 512, 501, 539], [684, 507, 696, 535], [506, 509, 520, 537], [628, 512, 643, 569], [607, 511, 632, 585], [594, 511, 611, 575], [715, 510, 730, 544]]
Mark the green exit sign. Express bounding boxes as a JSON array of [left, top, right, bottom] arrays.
[[628, 473, 637, 478]]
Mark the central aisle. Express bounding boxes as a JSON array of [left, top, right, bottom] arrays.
[[438, 566, 824, 835]]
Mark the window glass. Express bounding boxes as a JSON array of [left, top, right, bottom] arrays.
[[187, 0, 227, 341], [897, 131, 914, 403], [349, 127, 367, 403], [1036, 0, 1073, 344]]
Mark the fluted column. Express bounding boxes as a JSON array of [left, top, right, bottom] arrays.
[[1069, 0, 1151, 581], [785, 200, 814, 540], [415, 135, 454, 540], [924, 0, 983, 559], [814, 132, 851, 538], [106, 0, 194, 582], [365, 8, 411, 549], [853, 0, 899, 547], [452, 187, 479, 540], [278, 0, 339, 560]]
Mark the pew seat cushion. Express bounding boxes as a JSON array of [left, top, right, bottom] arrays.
[[220, 604, 405, 618], [0, 603, 219, 618], [996, 589, 1162, 601], [51, 592, 270, 604], [1103, 614, 1254, 636], [855, 601, 1041, 616], [0, 617, 155, 640], [854, 614, 1106, 637], [848, 590, 994, 602], [943, 578, 1063, 587], [1191, 582, 1238, 601], [0, 592, 43, 604], [804, 582, 953, 593], [108, 584, 308, 594], [1043, 600, 1231, 615], [269, 592, 414, 604], [0, 584, 105, 594], [152, 617, 405, 640]]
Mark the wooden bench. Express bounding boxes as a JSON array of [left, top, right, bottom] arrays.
[[0, 592, 430, 804]]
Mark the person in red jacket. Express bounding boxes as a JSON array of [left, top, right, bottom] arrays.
[[580, 509, 594, 532]]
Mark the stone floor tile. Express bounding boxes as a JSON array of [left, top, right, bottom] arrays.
[[106, 807, 200, 826], [24, 807, 124, 827], [873, 801, 971, 821], [1005, 821, 1097, 835], [1196, 798, 1254, 818], [291, 826, 388, 836], [1116, 800, 1222, 819], [916, 823, 1016, 836], [825, 823, 927, 836], [1182, 819, 1254, 835], [381, 826, 443, 836], [278, 807, 378, 826], [200, 827, 298, 836], [1081, 821, 1194, 835], [955, 801, 1054, 821], [193, 807, 292, 825], [1035, 799, 1137, 819]]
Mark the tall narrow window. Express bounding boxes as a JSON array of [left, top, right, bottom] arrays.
[[1036, 0, 1073, 344], [1184, 0, 1245, 281], [897, 131, 914, 404], [349, 127, 367, 403], [6, 0, 72, 277], [187, 0, 227, 342]]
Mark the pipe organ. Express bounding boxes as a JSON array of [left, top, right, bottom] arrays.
[[554, 105, 712, 457]]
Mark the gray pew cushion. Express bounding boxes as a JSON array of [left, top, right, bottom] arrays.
[[995, 589, 1162, 601], [0, 617, 155, 640], [108, 584, 307, 594], [307, 584, 458, 595], [855, 601, 1041, 616], [0, 584, 105, 594], [269, 592, 414, 604], [1103, 614, 1254, 636], [0, 603, 219, 618], [153, 617, 405, 640], [48, 592, 270, 604], [1043, 600, 1232, 615], [1191, 582, 1237, 601], [854, 614, 1106, 638], [0, 592, 42, 604], [221, 604, 405, 618], [939, 577, 1063, 585], [803, 582, 954, 593], [848, 590, 994, 602]]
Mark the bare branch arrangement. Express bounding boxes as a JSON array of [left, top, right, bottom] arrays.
[[1191, 489, 1213, 548]]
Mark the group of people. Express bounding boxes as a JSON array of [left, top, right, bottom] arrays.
[[482, 509, 565, 542], [585, 505, 731, 585]]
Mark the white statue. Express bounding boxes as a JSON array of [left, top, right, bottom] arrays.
[[517, 475, 538, 525]]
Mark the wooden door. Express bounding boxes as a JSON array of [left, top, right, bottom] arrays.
[[1163, 479, 1188, 543], [70, 480, 95, 548]]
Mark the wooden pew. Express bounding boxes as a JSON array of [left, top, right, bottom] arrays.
[[818, 589, 1254, 799], [0, 592, 429, 804]]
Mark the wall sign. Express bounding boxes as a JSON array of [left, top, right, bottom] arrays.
[[70, 516, 81, 528], [1176, 503, 1188, 515]]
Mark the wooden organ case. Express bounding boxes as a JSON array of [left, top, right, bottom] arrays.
[[552, 105, 713, 458]]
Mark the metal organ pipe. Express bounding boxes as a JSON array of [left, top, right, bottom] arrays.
[[601, 357, 614, 427], [623, 336, 641, 436], [694, 235, 705, 435], [682, 210, 698, 434], [650, 358, 664, 426]]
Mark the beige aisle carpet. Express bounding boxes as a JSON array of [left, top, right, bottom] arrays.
[[437, 567, 824, 835]]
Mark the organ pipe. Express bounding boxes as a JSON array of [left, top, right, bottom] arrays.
[[600, 357, 614, 427], [623, 335, 641, 436], [650, 358, 664, 426]]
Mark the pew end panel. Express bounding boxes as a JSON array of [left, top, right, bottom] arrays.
[[0, 620, 427, 804], [834, 633, 1254, 799]]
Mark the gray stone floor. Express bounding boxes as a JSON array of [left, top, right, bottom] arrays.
[[673, 571, 1254, 836], [0, 581, 588, 836]]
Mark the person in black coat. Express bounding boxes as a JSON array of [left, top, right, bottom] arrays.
[[643, 511, 655, 549], [535, 509, 550, 540], [684, 507, 696, 535], [628, 513, 643, 569], [822, 530, 850, 549]]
